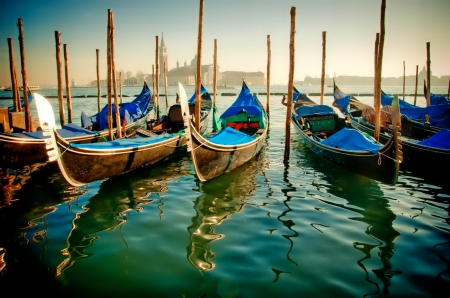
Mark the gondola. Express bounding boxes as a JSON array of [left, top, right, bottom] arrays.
[[332, 83, 450, 179], [180, 80, 268, 182], [0, 81, 153, 169], [291, 89, 402, 185], [33, 85, 212, 187]]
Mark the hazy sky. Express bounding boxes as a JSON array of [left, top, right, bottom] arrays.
[[0, 0, 449, 86]]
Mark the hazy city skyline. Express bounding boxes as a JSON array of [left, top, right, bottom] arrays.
[[1, 0, 449, 87]]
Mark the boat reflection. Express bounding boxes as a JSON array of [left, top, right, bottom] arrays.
[[186, 154, 265, 272], [292, 141, 401, 296], [56, 153, 190, 275]]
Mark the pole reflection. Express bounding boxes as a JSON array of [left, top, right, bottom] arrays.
[[186, 155, 264, 272], [56, 156, 190, 275], [295, 141, 401, 296]]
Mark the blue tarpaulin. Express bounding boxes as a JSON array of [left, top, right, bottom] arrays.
[[321, 127, 382, 154], [418, 129, 450, 149], [81, 81, 152, 130], [220, 82, 263, 119], [295, 105, 335, 118], [208, 127, 255, 145]]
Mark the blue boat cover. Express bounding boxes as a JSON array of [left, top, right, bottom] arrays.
[[220, 82, 263, 119], [70, 133, 173, 149], [321, 127, 382, 154], [8, 95, 33, 111], [188, 84, 211, 104], [5, 123, 96, 140], [381, 92, 450, 120], [81, 82, 152, 130], [295, 104, 335, 118], [418, 129, 450, 149], [208, 127, 255, 145]]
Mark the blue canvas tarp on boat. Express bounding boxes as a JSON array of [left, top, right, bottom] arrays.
[[188, 84, 211, 104], [219, 82, 267, 128], [208, 127, 255, 145], [295, 104, 335, 118], [321, 127, 382, 154], [418, 129, 450, 149], [81, 81, 152, 131]]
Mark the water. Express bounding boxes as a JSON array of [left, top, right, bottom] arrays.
[[0, 85, 449, 297]]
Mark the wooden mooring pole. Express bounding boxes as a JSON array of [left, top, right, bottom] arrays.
[[55, 31, 65, 127], [7, 38, 20, 112], [120, 71, 123, 104], [266, 35, 271, 118], [164, 61, 168, 112], [64, 44, 72, 123], [320, 31, 326, 105], [96, 49, 101, 112], [110, 10, 122, 139], [402, 61, 405, 101], [155, 36, 160, 122], [195, 0, 204, 132], [284, 6, 296, 162], [18, 18, 31, 131], [213, 39, 218, 108], [374, 0, 386, 142], [414, 65, 418, 105], [107, 9, 113, 140], [426, 42, 431, 106]]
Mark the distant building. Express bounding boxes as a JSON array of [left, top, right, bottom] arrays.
[[304, 66, 449, 86], [220, 71, 265, 86], [146, 34, 264, 86]]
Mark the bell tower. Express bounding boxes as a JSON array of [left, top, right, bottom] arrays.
[[159, 33, 168, 76]]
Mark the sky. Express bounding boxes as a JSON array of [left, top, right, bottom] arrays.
[[0, 0, 449, 87]]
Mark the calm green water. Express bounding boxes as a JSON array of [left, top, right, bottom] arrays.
[[0, 85, 449, 297]]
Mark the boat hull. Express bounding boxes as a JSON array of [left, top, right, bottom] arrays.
[[54, 132, 185, 186], [189, 123, 266, 182], [292, 115, 400, 185], [0, 115, 148, 168]]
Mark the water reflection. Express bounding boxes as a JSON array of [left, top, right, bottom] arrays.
[[291, 140, 401, 296], [56, 154, 190, 275], [186, 155, 263, 272]]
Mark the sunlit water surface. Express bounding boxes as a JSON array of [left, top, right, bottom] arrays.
[[0, 85, 448, 297]]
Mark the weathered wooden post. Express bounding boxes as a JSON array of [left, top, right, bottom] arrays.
[[55, 31, 65, 127], [414, 65, 418, 105], [447, 78, 450, 100], [426, 42, 431, 106], [213, 39, 218, 108], [152, 64, 155, 95], [120, 71, 123, 104], [320, 31, 326, 105], [7, 38, 20, 112], [64, 44, 72, 123], [155, 36, 160, 122], [164, 61, 168, 112], [266, 35, 271, 118], [194, 0, 204, 132], [284, 6, 295, 162], [107, 9, 113, 140], [402, 61, 405, 101], [96, 49, 101, 112], [110, 10, 121, 139], [18, 18, 31, 131], [374, 0, 386, 142], [374, 33, 379, 117]]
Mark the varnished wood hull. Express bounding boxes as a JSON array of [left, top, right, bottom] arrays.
[[53, 131, 185, 186], [292, 115, 400, 185], [0, 115, 149, 168], [188, 122, 267, 182]]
